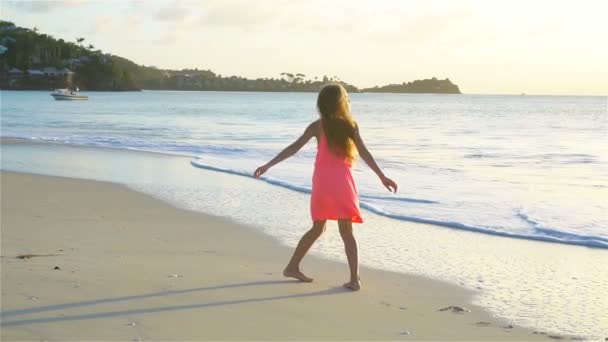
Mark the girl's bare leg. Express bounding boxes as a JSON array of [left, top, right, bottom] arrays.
[[338, 219, 361, 291], [283, 220, 327, 282]]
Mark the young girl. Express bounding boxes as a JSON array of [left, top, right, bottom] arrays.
[[253, 84, 397, 291]]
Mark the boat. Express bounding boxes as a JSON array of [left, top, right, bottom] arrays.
[[51, 88, 88, 100]]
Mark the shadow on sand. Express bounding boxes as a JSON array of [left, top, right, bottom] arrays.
[[1, 280, 348, 326]]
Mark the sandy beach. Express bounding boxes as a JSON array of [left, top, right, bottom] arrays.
[[1, 171, 553, 340]]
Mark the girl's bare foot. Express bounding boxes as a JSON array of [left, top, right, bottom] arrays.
[[343, 277, 361, 291], [283, 268, 314, 282]]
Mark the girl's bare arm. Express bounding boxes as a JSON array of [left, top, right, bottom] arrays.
[[352, 123, 398, 192], [254, 121, 318, 178]]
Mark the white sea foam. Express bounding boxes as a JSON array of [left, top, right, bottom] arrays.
[[190, 158, 608, 249]]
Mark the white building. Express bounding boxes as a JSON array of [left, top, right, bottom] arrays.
[[27, 69, 44, 76]]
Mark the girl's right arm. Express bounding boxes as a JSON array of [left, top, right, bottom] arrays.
[[253, 121, 318, 179], [352, 123, 398, 193]]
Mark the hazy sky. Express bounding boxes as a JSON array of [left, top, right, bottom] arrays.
[[3, 0, 607, 95]]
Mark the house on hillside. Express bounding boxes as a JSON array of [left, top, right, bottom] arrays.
[[27, 69, 44, 77], [42, 67, 73, 80], [0, 23, 17, 31], [43, 67, 59, 76], [8, 67, 23, 76], [59, 68, 73, 76], [0, 36, 16, 45]]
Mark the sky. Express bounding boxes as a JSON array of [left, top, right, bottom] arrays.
[[2, 0, 607, 95]]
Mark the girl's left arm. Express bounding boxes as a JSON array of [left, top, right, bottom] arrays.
[[254, 121, 317, 178]]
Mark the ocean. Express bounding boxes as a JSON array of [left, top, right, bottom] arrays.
[[1, 90, 607, 338]]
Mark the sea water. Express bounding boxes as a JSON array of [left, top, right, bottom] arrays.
[[1, 90, 607, 338]]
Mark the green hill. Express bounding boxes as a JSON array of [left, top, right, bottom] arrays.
[[0, 21, 460, 94], [362, 78, 461, 94]]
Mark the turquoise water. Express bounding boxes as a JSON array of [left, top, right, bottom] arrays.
[[1, 90, 607, 338], [2, 90, 607, 248]]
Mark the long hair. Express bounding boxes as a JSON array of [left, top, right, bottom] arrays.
[[316, 84, 357, 163]]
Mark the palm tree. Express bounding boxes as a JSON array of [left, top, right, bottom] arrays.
[[75, 37, 85, 58]]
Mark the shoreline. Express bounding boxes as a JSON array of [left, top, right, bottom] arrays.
[[0, 171, 553, 340], [4, 137, 606, 251], [0, 88, 461, 94]]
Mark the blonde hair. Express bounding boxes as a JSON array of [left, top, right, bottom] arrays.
[[317, 84, 357, 163]]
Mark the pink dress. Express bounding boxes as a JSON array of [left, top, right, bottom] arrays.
[[310, 125, 363, 223]]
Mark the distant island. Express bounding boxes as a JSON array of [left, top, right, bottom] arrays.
[[361, 78, 460, 94], [0, 21, 461, 94]]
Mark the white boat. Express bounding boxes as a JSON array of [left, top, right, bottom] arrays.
[[51, 88, 88, 100]]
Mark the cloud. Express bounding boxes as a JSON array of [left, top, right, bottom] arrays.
[[4, 0, 87, 13], [197, 0, 277, 30], [88, 16, 115, 35], [155, 0, 192, 21]]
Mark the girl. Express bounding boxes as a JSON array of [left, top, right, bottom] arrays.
[[253, 84, 397, 291]]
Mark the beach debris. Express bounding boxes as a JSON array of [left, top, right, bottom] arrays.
[[533, 331, 547, 335], [53, 266, 61, 270], [127, 322, 136, 326], [380, 301, 391, 307], [475, 321, 491, 326], [439, 305, 470, 313], [168, 274, 183, 278], [399, 330, 412, 335], [398, 306, 407, 310], [16, 254, 56, 260], [502, 324, 514, 329], [27, 296, 38, 301], [548, 335, 564, 340]]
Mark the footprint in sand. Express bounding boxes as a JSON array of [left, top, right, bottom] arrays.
[[439, 305, 470, 313]]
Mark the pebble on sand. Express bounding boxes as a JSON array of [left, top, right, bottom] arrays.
[[53, 266, 61, 270]]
